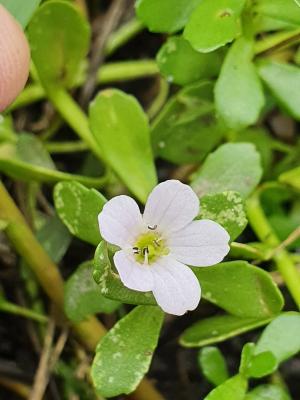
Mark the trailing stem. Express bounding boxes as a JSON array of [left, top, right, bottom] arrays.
[[247, 187, 300, 308], [0, 181, 164, 400]]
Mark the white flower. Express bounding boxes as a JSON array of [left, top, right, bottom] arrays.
[[98, 180, 230, 316]]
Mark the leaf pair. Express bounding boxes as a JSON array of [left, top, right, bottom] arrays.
[[136, 0, 246, 53], [199, 313, 300, 399]]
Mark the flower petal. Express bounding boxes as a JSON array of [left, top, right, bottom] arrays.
[[143, 180, 200, 235], [152, 256, 201, 315], [168, 220, 230, 267], [98, 195, 144, 247], [114, 250, 154, 292]]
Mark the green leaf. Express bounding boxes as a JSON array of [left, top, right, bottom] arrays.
[[36, 215, 71, 263], [255, 312, 300, 363], [245, 384, 292, 400], [257, 61, 300, 120], [234, 128, 274, 176], [89, 89, 157, 203], [191, 143, 263, 198], [28, 0, 90, 87], [0, 134, 104, 187], [180, 314, 273, 348], [184, 0, 246, 52], [239, 343, 255, 375], [93, 242, 155, 305], [54, 181, 106, 246], [151, 81, 224, 165], [64, 261, 120, 322], [199, 191, 247, 241], [279, 166, 300, 191], [239, 343, 277, 378], [246, 351, 278, 378], [198, 347, 229, 386], [253, 15, 295, 34], [91, 305, 164, 397], [0, 0, 41, 28], [193, 261, 284, 318], [204, 374, 248, 400], [17, 133, 55, 170], [135, 0, 202, 33], [215, 37, 265, 130], [254, 0, 300, 25], [157, 36, 222, 86]]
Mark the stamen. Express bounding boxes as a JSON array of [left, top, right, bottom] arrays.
[[133, 247, 140, 254], [153, 239, 161, 247], [143, 247, 149, 265], [148, 224, 157, 230]]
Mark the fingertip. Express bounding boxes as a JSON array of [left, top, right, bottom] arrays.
[[0, 5, 30, 112]]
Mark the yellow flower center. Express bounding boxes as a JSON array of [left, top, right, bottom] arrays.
[[133, 230, 169, 264]]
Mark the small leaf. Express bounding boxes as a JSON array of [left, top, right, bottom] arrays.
[[89, 89, 157, 203], [135, 0, 202, 33], [180, 314, 273, 348], [240, 343, 277, 378], [193, 261, 284, 318], [0, 134, 104, 187], [234, 128, 274, 176], [157, 36, 222, 86], [191, 143, 263, 198], [199, 191, 247, 241], [91, 305, 164, 397], [255, 312, 300, 363], [0, 0, 41, 28], [28, 0, 90, 87], [245, 384, 292, 400], [257, 61, 300, 120], [254, 0, 300, 25], [239, 343, 255, 375], [215, 37, 265, 130], [151, 81, 224, 165], [64, 261, 120, 322], [54, 181, 106, 246], [279, 166, 300, 191], [199, 346, 229, 386], [17, 133, 55, 170], [203, 374, 248, 400], [184, 0, 246, 52], [36, 215, 71, 263], [94, 242, 155, 305], [246, 351, 278, 378]]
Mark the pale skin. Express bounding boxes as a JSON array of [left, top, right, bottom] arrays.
[[0, 5, 30, 112]]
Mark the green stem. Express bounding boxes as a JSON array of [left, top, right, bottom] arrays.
[[105, 18, 144, 57], [0, 299, 48, 323], [229, 242, 269, 261], [45, 140, 88, 153], [246, 189, 300, 308], [46, 86, 102, 160], [99, 60, 158, 83], [147, 77, 169, 119], [10, 60, 158, 111], [254, 28, 300, 55], [8, 84, 45, 110], [0, 181, 65, 307]]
